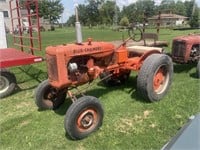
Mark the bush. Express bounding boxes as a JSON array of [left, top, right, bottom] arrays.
[[50, 25, 55, 31], [119, 17, 129, 27], [40, 26, 46, 32]]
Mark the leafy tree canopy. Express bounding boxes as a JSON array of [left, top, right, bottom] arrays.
[[38, 0, 64, 24], [23, 0, 64, 24], [66, 0, 200, 27]]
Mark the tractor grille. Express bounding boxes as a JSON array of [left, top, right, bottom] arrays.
[[46, 54, 58, 81], [172, 41, 186, 57]]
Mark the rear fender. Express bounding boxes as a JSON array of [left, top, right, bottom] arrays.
[[138, 50, 161, 69]]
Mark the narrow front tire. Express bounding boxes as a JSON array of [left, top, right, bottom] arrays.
[[64, 96, 104, 140], [35, 80, 66, 110]]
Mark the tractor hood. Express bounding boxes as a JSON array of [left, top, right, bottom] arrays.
[[46, 41, 115, 59], [173, 34, 200, 43]]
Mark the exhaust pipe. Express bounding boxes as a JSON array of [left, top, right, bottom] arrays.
[[75, 4, 82, 44]]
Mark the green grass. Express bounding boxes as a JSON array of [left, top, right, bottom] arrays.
[[1, 27, 200, 150]]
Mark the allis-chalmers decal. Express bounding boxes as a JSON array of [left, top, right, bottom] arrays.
[[73, 47, 102, 54]]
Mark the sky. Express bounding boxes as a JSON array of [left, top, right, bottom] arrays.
[[60, 0, 200, 23]]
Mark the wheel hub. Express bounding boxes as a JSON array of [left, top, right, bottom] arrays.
[[81, 114, 93, 128], [154, 70, 165, 89], [77, 109, 97, 131], [153, 66, 169, 94]]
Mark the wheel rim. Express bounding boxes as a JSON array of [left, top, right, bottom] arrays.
[[153, 65, 169, 94], [77, 108, 98, 132], [0, 76, 10, 94]]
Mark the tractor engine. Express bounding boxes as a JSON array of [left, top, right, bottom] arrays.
[[171, 34, 200, 63], [190, 44, 200, 60], [45, 4, 116, 89], [45, 40, 115, 89]]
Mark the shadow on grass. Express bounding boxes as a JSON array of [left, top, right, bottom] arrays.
[[35, 98, 73, 116], [37, 75, 151, 119], [54, 99, 73, 116], [94, 76, 148, 103], [173, 63, 196, 73], [173, 63, 199, 79], [190, 72, 198, 79], [18, 65, 47, 83], [5, 65, 48, 97]]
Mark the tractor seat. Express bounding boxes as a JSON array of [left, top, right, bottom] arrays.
[[142, 33, 169, 47], [127, 45, 163, 54]]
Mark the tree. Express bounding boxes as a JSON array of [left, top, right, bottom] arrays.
[[189, 11, 199, 28], [86, 0, 104, 26], [99, 1, 118, 25], [175, 1, 186, 16], [136, 0, 155, 16], [184, 0, 199, 27], [38, 0, 64, 24], [66, 0, 200, 27], [185, 0, 195, 18], [120, 4, 137, 23], [159, 0, 176, 12], [66, 15, 76, 26], [120, 0, 155, 24], [78, 4, 88, 25], [189, 4, 200, 27], [135, 0, 155, 22]]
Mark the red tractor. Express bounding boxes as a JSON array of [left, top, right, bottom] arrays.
[[35, 7, 173, 140], [171, 34, 200, 77]]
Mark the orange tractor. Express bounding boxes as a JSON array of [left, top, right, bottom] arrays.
[[35, 7, 173, 140]]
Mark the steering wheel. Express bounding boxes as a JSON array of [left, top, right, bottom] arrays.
[[128, 26, 143, 42]]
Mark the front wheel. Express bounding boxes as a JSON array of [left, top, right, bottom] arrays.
[[35, 80, 66, 110], [64, 96, 104, 140], [0, 69, 17, 99], [137, 54, 173, 102]]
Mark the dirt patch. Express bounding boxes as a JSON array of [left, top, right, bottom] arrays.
[[16, 101, 32, 109], [115, 110, 154, 133], [18, 120, 31, 128]]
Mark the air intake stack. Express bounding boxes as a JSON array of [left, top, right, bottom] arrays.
[[75, 4, 83, 44]]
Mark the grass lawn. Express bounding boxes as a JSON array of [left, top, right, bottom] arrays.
[[0, 27, 200, 150]]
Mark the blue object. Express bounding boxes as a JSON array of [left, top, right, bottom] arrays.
[[162, 113, 200, 150]]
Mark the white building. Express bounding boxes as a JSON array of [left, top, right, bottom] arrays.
[[0, 0, 18, 32], [148, 13, 188, 27]]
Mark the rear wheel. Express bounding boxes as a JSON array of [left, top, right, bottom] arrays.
[[137, 54, 173, 102], [197, 61, 200, 78], [35, 80, 66, 110], [0, 69, 16, 98], [64, 96, 104, 140]]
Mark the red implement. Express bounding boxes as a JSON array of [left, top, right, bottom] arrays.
[[0, 48, 43, 68]]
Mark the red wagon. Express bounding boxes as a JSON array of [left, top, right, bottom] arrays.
[[0, 0, 42, 98]]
